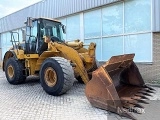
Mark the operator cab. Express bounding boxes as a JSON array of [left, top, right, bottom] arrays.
[[25, 17, 66, 54]]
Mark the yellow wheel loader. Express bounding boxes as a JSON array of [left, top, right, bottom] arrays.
[[3, 17, 154, 119]]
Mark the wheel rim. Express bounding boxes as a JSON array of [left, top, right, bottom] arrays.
[[44, 67, 57, 87], [7, 65, 14, 78]]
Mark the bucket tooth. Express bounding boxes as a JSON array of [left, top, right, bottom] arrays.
[[135, 94, 150, 100], [137, 99, 149, 104], [126, 100, 144, 108], [139, 88, 155, 93], [121, 97, 140, 105], [144, 85, 155, 91], [146, 90, 155, 93], [137, 91, 153, 96], [122, 99, 144, 109], [131, 96, 149, 104]]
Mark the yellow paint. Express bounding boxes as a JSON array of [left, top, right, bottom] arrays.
[[14, 50, 24, 59], [53, 42, 91, 84], [24, 54, 39, 59], [3, 39, 96, 84], [25, 58, 38, 75]]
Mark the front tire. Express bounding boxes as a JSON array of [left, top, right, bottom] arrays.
[[40, 57, 74, 96], [5, 57, 26, 85]]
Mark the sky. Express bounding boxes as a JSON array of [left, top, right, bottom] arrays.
[[0, 0, 42, 18]]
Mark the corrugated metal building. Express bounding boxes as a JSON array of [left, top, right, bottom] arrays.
[[0, 0, 160, 82]]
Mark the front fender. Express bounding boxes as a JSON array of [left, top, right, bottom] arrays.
[[54, 42, 90, 84]]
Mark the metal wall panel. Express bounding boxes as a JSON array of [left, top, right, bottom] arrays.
[[0, 0, 120, 33], [152, 0, 160, 32]]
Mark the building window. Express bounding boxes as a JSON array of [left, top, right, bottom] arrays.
[[84, 9, 101, 38], [84, 9, 102, 60], [82, 0, 151, 62], [2, 34, 6, 45], [124, 0, 151, 33], [59, 15, 80, 41], [102, 36, 123, 60], [0, 29, 23, 60], [0, 34, 1, 60], [124, 33, 152, 62], [0, 48, 2, 61], [6, 32, 12, 46], [102, 3, 123, 36], [0, 35, 1, 49], [18, 29, 23, 42], [0, 0, 150, 63], [103, 0, 151, 62], [1, 32, 12, 60], [66, 15, 80, 40], [55, 0, 152, 62]]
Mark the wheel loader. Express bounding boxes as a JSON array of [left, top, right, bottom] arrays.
[[2, 17, 154, 119]]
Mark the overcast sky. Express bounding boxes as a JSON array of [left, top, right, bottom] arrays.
[[0, 0, 42, 18]]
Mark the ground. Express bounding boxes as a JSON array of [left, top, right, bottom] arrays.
[[0, 69, 160, 120]]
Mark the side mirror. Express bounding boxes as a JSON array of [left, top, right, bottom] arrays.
[[62, 25, 66, 34], [27, 17, 33, 27]]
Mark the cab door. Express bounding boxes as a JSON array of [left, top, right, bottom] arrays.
[[25, 21, 38, 54]]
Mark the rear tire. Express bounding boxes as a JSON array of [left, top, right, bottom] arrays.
[[5, 57, 26, 85], [40, 57, 74, 96]]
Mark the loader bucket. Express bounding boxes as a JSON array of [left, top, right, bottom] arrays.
[[85, 54, 154, 120]]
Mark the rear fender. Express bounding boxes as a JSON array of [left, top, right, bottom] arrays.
[[2, 50, 17, 71]]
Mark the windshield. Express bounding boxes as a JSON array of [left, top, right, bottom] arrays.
[[41, 19, 64, 42]]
